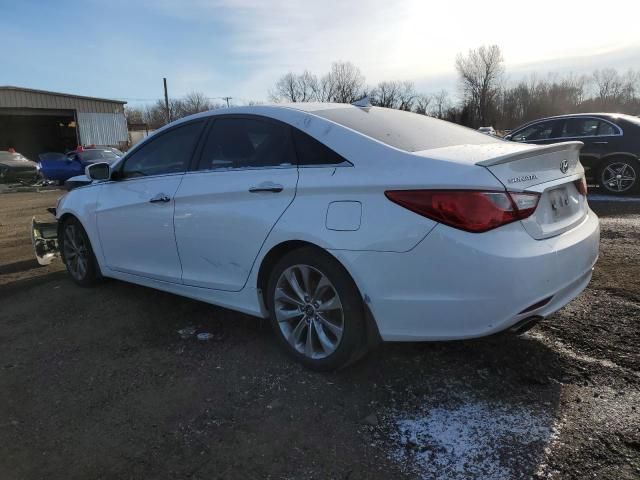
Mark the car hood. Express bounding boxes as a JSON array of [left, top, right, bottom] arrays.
[[0, 157, 37, 168]]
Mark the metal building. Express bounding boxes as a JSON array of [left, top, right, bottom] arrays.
[[0, 86, 127, 160]]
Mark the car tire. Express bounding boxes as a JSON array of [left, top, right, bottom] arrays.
[[266, 247, 367, 371], [598, 157, 639, 195], [60, 217, 101, 287]]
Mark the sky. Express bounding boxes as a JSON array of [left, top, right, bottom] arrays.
[[2, 0, 639, 107]]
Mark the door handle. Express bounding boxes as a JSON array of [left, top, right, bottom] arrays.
[[593, 141, 608, 145], [149, 193, 171, 203], [249, 182, 284, 193]]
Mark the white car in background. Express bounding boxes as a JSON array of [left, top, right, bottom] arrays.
[[478, 126, 496, 136], [52, 103, 600, 370]]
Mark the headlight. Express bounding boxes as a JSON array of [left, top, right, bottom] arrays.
[[0, 165, 7, 178]]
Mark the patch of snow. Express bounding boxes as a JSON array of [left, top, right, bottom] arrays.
[[386, 399, 558, 479]]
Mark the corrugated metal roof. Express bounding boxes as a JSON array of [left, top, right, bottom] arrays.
[[0, 86, 126, 113]]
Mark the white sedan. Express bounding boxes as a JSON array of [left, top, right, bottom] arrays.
[[54, 103, 600, 370]]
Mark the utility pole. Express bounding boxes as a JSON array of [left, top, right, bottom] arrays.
[[163, 77, 170, 123], [222, 96, 232, 108]]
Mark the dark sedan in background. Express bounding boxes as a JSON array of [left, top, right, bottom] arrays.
[[505, 113, 640, 195], [0, 150, 38, 183]]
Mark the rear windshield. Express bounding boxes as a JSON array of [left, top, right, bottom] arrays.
[[313, 107, 501, 152]]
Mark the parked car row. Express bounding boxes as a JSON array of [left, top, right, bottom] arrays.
[[38, 147, 122, 185], [0, 147, 123, 186]]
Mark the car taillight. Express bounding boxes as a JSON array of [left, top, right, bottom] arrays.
[[384, 190, 540, 233], [574, 176, 588, 196]]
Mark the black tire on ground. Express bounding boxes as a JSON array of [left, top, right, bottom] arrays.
[[60, 217, 101, 287], [266, 246, 368, 371], [598, 157, 639, 195]]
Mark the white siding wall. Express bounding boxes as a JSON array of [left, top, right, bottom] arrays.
[[77, 112, 128, 146]]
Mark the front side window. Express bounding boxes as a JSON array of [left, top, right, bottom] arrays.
[[122, 121, 204, 178], [512, 121, 557, 142], [197, 118, 294, 170], [292, 128, 350, 166]]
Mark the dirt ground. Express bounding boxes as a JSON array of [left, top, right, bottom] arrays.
[[0, 189, 638, 480]]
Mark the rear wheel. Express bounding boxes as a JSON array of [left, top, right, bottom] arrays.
[[60, 217, 101, 286], [598, 158, 638, 195], [266, 247, 367, 371]]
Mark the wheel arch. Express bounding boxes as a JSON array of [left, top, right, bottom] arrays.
[[256, 240, 382, 349], [598, 152, 640, 164]]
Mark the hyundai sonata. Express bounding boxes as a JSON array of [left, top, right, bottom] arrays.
[[50, 103, 600, 370]]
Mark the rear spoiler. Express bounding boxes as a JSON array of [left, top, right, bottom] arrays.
[[476, 141, 583, 167]]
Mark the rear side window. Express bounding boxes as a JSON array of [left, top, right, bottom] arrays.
[[596, 121, 617, 136], [560, 118, 599, 138], [313, 106, 500, 152], [197, 118, 294, 170], [122, 121, 204, 178], [292, 128, 349, 166]]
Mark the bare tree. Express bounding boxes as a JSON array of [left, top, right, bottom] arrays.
[[324, 62, 365, 103], [397, 81, 417, 111], [124, 107, 145, 124], [593, 69, 623, 103], [370, 81, 401, 108], [455, 45, 504, 126], [430, 89, 450, 119], [269, 71, 319, 102], [414, 94, 432, 115], [371, 80, 416, 110], [180, 91, 212, 116]]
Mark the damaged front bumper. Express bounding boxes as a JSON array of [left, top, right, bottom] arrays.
[[32, 211, 59, 265]]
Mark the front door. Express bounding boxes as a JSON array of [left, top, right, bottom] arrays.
[[95, 120, 205, 283], [174, 116, 298, 291]]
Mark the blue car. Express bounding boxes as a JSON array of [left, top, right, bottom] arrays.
[[38, 147, 122, 184]]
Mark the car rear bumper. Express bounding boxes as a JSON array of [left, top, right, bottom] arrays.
[[331, 209, 600, 341]]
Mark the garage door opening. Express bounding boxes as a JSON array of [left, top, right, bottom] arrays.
[[0, 108, 78, 161]]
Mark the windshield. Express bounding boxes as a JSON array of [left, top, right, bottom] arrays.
[[77, 150, 121, 163], [313, 106, 501, 152]]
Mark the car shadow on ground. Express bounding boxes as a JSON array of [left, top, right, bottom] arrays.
[[0, 274, 574, 479], [0, 258, 43, 275]]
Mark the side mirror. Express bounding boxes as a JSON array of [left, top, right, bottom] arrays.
[[85, 162, 110, 181], [504, 134, 512, 141]]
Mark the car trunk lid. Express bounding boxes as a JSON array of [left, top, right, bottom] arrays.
[[478, 141, 588, 239], [416, 141, 588, 239]]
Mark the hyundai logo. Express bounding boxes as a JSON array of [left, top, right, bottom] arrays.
[[560, 159, 569, 174]]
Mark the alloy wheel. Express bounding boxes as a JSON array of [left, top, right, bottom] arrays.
[[601, 162, 636, 193], [63, 223, 89, 281], [273, 264, 344, 359]]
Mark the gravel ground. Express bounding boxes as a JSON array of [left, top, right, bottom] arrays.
[[0, 190, 638, 479]]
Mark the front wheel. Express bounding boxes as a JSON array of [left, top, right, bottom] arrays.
[[598, 158, 638, 195], [60, 217, 101, 286], [266, 247, 367, 371]]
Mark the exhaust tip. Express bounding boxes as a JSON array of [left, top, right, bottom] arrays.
[[509, 315, 544, 335]]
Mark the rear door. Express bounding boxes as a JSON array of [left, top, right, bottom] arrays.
[[95, 120, 205, 282], [174, 116, 298, 291]]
